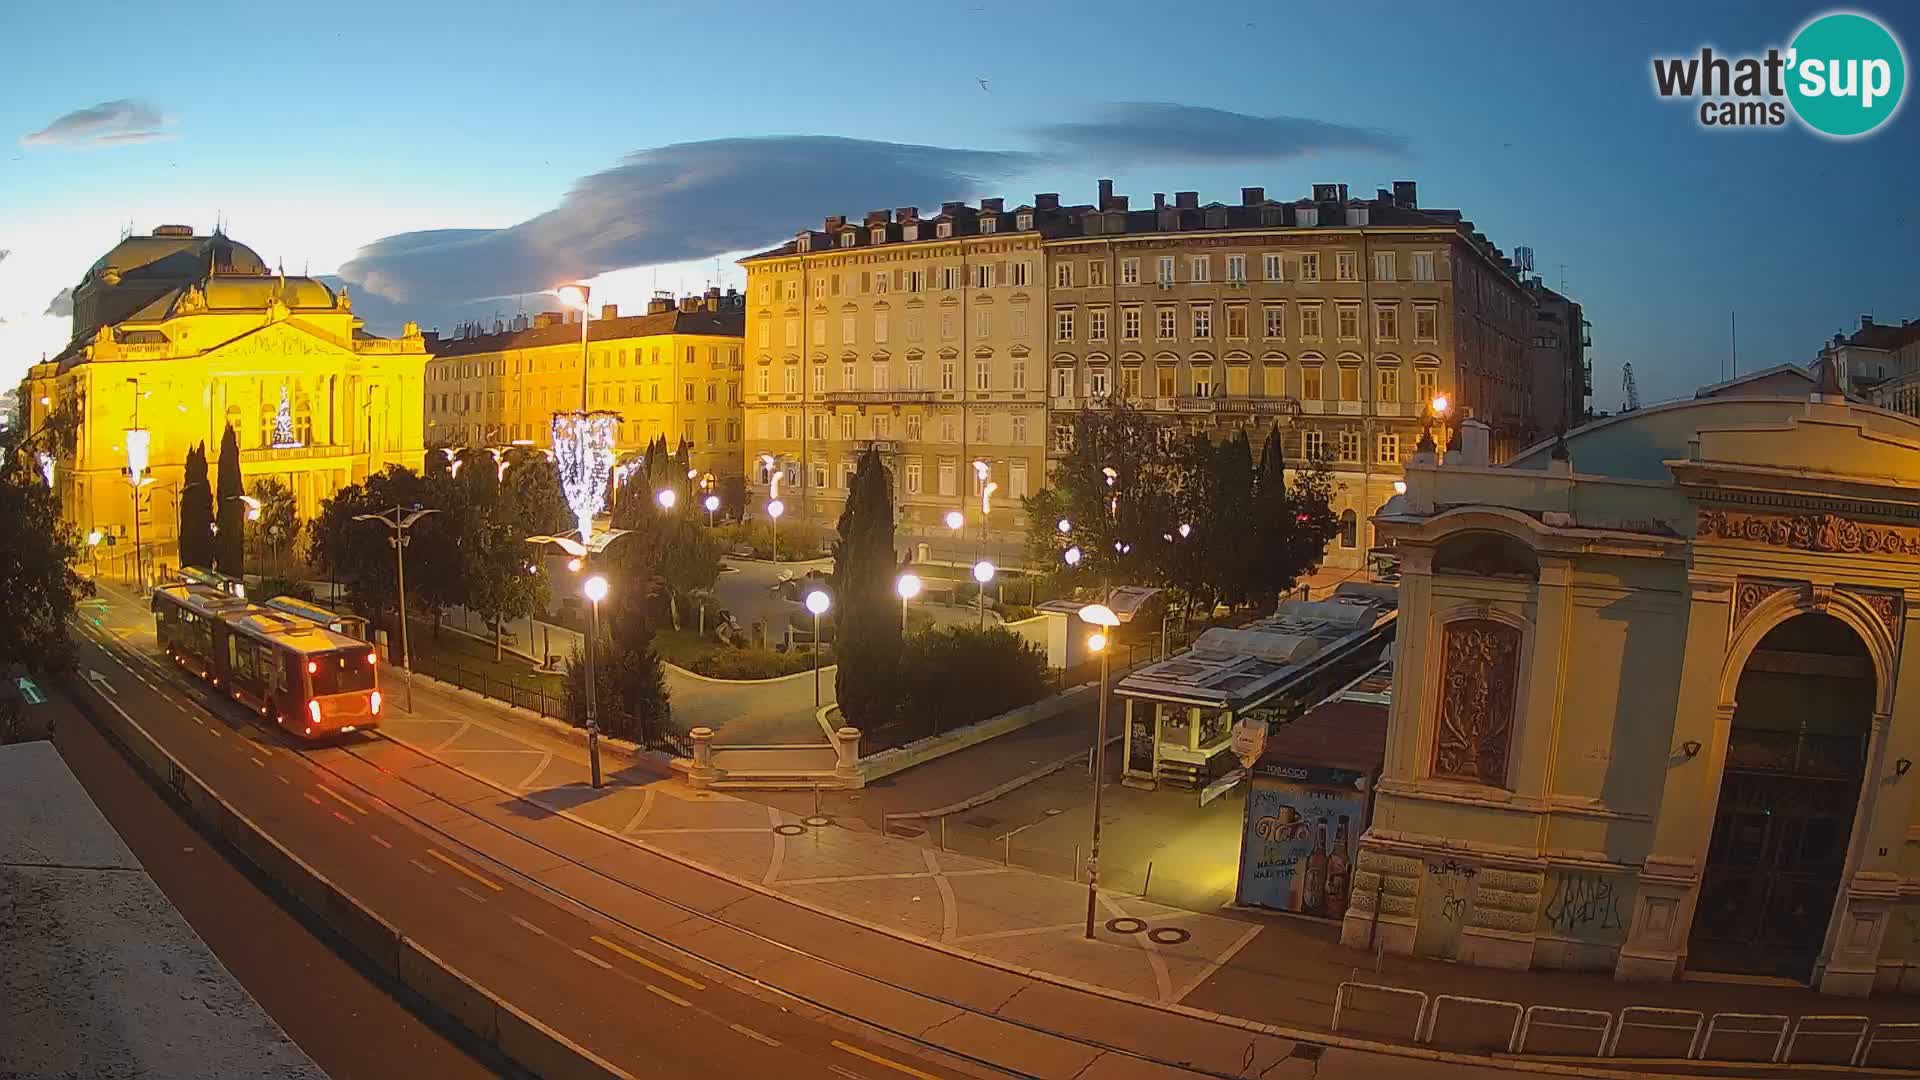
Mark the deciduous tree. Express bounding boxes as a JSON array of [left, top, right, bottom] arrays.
[[0, 441, 92, 674]]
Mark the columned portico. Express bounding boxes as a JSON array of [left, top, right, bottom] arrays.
[[1346, 381, 1920, 995]]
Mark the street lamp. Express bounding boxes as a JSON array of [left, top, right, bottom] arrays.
[[1078, 601, 1121, 941], [352, 506, 441, 713], [1063, 545, 1082, 567], [703, 493, 721, 526], [972, 560, 996, 627], [123, 425, 150, 592], [656, 488, 677, 511], [762, 453, 784, 567], [87, 529, 103, 578], [804, 589, 831, 708], [582, 573, 610, 788], [896, 573, 921, 633]]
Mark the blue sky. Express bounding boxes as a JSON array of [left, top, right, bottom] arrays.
[[3, 0, 1914, 404]]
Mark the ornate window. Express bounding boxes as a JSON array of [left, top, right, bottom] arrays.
[[1432, 618, 1523, 786]]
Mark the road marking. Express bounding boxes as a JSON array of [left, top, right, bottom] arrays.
[[410, 858, 437, 875], [456, 886, 489, 904], [370, 834, 393, 849], [84, 669, 118, 696], [426, 848, 504, 892], [331, 811, 353, 825], [645, 984, 691, 1007], [193, 717, 205, 726], [303, 792, 325, 808], [832, 1041, 944, 1080], [276, 776, 292, 786], [590, 935, 706, 991], [828, 1068, 865, 1080], [572, 948, 614, 970], [250, 756, 266, 767], [316, 784, 368, 815], [730, 1023, 781, 1048], [204, 726, 221, 738], [509, 915, 549, 938]]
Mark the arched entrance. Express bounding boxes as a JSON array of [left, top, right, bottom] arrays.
[[1691, 613, 1875, 981]]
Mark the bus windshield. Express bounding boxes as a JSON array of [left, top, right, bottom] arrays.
[[308, 649, 377, 696]]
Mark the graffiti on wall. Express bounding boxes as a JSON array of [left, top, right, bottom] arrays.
[[1540, 869, 1632, 943], [1414, 858, 1479, 961]]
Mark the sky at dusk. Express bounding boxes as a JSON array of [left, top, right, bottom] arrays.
[[2, 0, 1914, 406]]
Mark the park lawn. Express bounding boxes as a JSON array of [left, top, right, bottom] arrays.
[[408, 618, 562, 691]]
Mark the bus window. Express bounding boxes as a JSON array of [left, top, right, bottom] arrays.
[[308, 650, 376, 696]]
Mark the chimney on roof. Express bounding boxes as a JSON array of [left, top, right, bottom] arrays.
[[981, 197, 1003, 213], [704, 286, 721, 311], [647, 295, 673, 315], [1174, 191, 1198, 210], [1242, 187, 1265, 206], [1035, 193, 1059, 210], [1097, 179, 1114, 209], [680, 296, 699, 313], [1861, 313, 1875, 330], [896, 206, 918, 222], [1393, 181, 1418, 209], [1153, 193, 1166, 211], [863, 210, 890, 227], [824, 214, 846, 232], [533, 312, 562, 329], [600, 304, 619, 321]]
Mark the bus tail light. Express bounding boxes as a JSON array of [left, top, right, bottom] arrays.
[[307, 699, 322, 726], [366, 652, 377, 666], [370, 690, 382, 715], [308, 660, 318, 674]]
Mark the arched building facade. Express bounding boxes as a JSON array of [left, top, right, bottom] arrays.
[[1345, 379, 1920, 996]]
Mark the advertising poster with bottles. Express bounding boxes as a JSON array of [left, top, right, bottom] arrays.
[[1237, 766, 1369, 919]]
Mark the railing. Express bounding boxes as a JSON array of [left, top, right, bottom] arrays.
[[824, 390, 933, 404], [408, 651, 688, 756]]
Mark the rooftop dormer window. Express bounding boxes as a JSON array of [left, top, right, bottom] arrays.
[[871, 228, 886, 245], [798, 235, 812, 252], [1016, 212, 1033, 230], [903, 224, 920, 241], [840, 231, 856, 248], [980, 216, 997, 234], [936, 222, 953, 238]]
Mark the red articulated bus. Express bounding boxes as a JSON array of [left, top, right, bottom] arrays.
[[152, 583, 382, 739]]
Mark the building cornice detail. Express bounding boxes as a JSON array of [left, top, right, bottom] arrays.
[[1697, 508, 1920, 557]]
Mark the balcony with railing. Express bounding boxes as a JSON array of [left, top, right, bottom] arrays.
[[1214, 395, 1302, 416], [823, 390, 934, 405]]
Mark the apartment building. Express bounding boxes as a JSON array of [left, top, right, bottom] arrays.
[[1815, 313, 1920, 418], [424, 289, 746, 479], [1045, 180, 1537, 568], [1526, 280, 1592, 432], [739, 201, 1057, 559]]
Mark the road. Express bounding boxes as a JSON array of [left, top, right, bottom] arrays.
[[66, 585, 1565, 1080], [43, 691, 506, 1080], [64, 618, 981, 1080]]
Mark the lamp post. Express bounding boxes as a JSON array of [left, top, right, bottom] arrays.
[[972, 560, 996, 627], [805, 589, 831, 708], [1078, 602, 1121, 940], [352, 506, 440, 713], [1431, 394, 1452, 455], [124, 377, 150, 592], [703, 493, 720, 527], [896, 573, 921, 633], [582, 573, 609, 788], [87, 530, 102, 579], [762, 453, 784, 567]]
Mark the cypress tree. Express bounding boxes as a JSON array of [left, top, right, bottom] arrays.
[[214, 424, 245, 576], [179, 443, 214, 569], [830, 447, 903, 727]]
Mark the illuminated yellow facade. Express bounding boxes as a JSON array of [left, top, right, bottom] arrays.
[[424, 291, 745, 480], [19, 227, 427, 567]]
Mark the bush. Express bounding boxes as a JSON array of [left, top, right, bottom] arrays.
[[562, 634, 674, 746], [254, 575, 316, 602], [899, 625, 1048, 737], [713, 519, 828, 561], [685, 646, 828, 680]]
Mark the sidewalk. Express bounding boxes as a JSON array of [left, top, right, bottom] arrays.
[[86, 580, 1920, 1073]]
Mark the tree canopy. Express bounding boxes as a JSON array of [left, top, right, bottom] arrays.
[[0, 437, 91, 674]]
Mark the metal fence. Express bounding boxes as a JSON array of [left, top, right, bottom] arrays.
[[1331, 980, 1916, 1068], [407, 653, 689, 757]]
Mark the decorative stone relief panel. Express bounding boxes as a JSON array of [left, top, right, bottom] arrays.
[[1431, 618, 1523, 786], [1732, 578, 1803, 640], [1469, 868, 1544, 934], [1843, 587, 1903, 646], [1697, 509, 1920, 557]]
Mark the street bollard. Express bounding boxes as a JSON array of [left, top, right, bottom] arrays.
[[1074, 843, 1081, 883], [1142, 861, 1154, 898], [940, 816, 948, 851]]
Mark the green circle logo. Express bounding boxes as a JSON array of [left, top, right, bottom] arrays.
[[1787, 12, 1906, 137]]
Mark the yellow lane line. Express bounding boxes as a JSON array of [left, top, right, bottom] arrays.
[[589, 935, 706, 991], [316, 784, 369, 815], [572, 948, 614, 970], [645, 984, 691, 1008], [370, 834, 394, 849], [426, 848, 504, 892], [730, 1023, 781, 1048], [831, 1041, 945, 1080]]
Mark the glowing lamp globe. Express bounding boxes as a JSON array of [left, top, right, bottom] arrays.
[[582, 575, 609, 603], [804, 590, 831, 616], [767, 499, 785, 520], [656, 488, 677, 510], [972, 560, 996, 584], [704, 494, 721, 512], [896, 574, 922, 601]]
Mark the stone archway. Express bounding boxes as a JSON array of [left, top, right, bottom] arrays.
[[1692, 611, 1878, 981]]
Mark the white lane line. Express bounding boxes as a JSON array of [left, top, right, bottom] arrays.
[[515, 751, 554, 791], [426, 848, 504, 892], [572, 948, 614, 970], [250, 756, 266, 767], [645, 984, 691, 1008], [410, 858, 437, 876], [456, 885, 489, 904], [276, 775, 292, 785], [730, 1023, 781, 1048], [316, 784, 369, 815], [331, 811, 353, 825], [302, 792, 325, 808], [509, 915, 550, 938], [620, 787, 657, 834], [370, 834, 394, 849], [590, 935, 706, 991]]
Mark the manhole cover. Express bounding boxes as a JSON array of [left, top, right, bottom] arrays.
[[772, 823, 806, 836], [1148, 927, 1191, 945], [1105, 917, 1147, 935], [802, 815, 831, 828]]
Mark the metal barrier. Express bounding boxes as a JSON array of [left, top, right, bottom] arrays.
[[1419, 993, 1522, 1054], [1700, 1012, 1789, 1063], [1605, 1006, 1705, 1060], [1331, 981, 1428, 1041], [1516, 1004, 1612, 1058], [1860, 1021, 1920, 1068], [1783, 1014, 1870, 1066]]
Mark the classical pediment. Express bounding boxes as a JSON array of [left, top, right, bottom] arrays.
[[207, 321, 354, 364]]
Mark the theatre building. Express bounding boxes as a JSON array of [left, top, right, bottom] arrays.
[[1345, 371, 1920, 995]]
